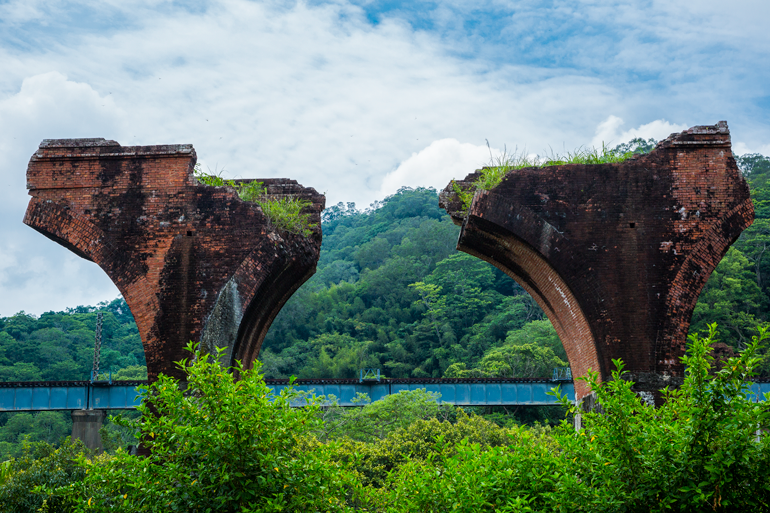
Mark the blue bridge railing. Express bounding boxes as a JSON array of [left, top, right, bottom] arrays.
[[1, 378, 769, 412]]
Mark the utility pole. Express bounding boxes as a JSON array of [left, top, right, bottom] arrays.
[[91, 312, 103, 382]]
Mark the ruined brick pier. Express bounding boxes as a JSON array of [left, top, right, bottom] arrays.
[[24, 139, 324, 382], [440, 122, 753, 402]]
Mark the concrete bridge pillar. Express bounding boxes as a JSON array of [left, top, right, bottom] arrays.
[[441, 122, 754, 404], [71, 410, 107, 453]]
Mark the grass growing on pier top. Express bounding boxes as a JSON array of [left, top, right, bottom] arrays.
[[453, 141, 646, 213], [194, 165, 316, 237]]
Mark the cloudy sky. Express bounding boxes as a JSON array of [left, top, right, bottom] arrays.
[[1, 0, 769, 316]]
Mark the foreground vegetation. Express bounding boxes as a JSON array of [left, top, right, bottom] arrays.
[[1, 326, 768, 512]]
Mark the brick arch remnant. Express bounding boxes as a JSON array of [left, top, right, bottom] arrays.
[[23, 138, 324, 382], [440, 122, 754, 402]]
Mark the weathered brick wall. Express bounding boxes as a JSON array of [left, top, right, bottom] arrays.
[[24, 138, 324, 382], [440, 122, 753, 400]]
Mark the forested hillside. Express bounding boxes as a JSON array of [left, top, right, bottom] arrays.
[[0, 299, 145, 383], [259, 187, 565, 379], [0, 299, 146, 459]]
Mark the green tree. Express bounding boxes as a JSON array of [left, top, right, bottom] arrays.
[[363, 325, 770, 512], [0, 438, 88, 513], [504, 318, 565, 360], [314, 389, 453, 443], [63, 343, 354, 512], [445, 320, 566, 378], [112, 365, 147, 380], [691, 247, 763, 345], [0, 363, 43, 382], [444, 342, 566, 378]]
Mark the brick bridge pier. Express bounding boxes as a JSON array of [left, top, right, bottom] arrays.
[[24, 138, 324, 383], [440, 122, 754, 404]]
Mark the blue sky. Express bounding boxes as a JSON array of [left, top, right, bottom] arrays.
[[1, 0, 769, 315]]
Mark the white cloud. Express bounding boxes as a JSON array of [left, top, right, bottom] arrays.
[[733, 141, 770, 156], [0, 72, 122, 316], [591, 116, 689, 149], [378, 139, 493, 200]]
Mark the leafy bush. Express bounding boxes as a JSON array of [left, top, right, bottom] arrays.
[[257, 196, 316, 237], [314, 410, 524, 489], [357, 324, 770, 512], [4, 324, 766, 512], [55, 343, 354, 512], [0, 438, 88, 513], [0, 412, 72, 461]]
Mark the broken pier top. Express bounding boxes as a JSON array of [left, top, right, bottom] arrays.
[[440, 122, 753, 400], [24, 138, 325, 382]]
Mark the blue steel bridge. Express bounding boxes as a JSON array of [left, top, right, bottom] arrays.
[[0, 377, 584, 412], [3, 377, 770, 413]]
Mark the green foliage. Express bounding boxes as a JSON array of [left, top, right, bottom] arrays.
[[57, 343, 353, 512], [0, 438, 88, 513], [257, 195, 316, 237], [0, 298, 144, 458], [235, 179, 267, 203], [0, 412, 72, 461], [691, 246, 763, 345], [99, 411, 141, 454], [353, 325, 770, 512], [612, 137, 657, 155], [445, 339, 567, 379], [503, 318, 565, 358], [112, 365, 148, 380], [261, 188, 531, 381], [314, 389, 454, 443], [445, 319, 567, 378], [3, 324, 768, 512], [194, 165, 316, 237], [317, 410, 521, 488]]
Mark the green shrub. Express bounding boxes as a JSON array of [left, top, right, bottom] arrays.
[[55, 343, 355, 512], [256, 196, 315, 237], [19, 323, 769, 512], [317, 410, 526, 489], [355, 324, 770, 512], [0, 438, 89, 513]]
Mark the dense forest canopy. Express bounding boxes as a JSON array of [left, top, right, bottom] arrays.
[[0, 146, 768, 458]]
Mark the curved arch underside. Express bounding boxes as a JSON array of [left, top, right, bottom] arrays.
[[458, 221, 600, 400]]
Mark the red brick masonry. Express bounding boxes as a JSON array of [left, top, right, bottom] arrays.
[[24, 139, 324, 382], [440, 122, 754, 400]]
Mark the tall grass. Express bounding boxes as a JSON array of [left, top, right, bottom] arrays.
[[194, 166, 316, 237], [452, 141, 641, 212]]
